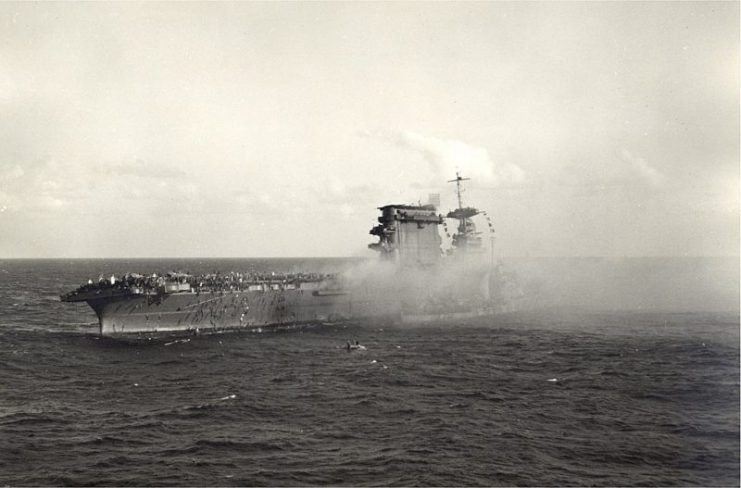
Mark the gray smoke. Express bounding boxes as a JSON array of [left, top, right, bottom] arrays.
[[331, 255, 739, 324]]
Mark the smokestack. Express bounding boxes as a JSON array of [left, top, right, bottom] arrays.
[[427, 193, 441, 209]]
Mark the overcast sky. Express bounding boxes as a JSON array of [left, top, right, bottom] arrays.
[[0, 2, 737, 258]]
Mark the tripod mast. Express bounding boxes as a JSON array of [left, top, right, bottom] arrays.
[[448, 172, 470, 236]]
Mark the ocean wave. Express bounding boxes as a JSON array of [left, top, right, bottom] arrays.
[[1, 259, 738, 487]]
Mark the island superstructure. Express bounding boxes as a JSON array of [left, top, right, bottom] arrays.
[[61, 175, 515, 337]]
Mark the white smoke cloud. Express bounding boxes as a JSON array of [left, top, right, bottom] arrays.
[[1, 164, 24, 181], [103, 159, 186, 180], [364, 130, 525, 187], [620, 149, 666, 187]]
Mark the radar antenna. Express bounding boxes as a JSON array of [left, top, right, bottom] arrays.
[[448, 172, 470, 213], [448, 172, 470, 236], [445, 172, 484, 255]]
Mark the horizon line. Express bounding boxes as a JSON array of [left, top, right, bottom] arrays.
[[0, 255, 739, 260]]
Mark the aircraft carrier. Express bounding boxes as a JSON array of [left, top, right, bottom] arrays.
[[61, 174, 517, 337]]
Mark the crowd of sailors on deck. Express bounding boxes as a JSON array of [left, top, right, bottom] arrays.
[[73, 271, 334, 294]]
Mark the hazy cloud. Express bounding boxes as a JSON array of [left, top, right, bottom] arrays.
[[365, 130, 525, 187], [0, 2, 736, 257], [103, 159, 186, 180], [619, 149, 666, 188], [1, 164, 24, 181], [0, 155, 191, 215]]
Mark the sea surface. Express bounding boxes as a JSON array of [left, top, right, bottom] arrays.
[[1, 258, 739, 486]]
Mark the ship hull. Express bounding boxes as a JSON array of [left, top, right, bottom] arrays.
[[85, 288, 400, 337]]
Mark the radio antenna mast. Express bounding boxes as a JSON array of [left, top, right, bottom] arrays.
[[448, 172, 470, 236], [448, 172, 469, 211]]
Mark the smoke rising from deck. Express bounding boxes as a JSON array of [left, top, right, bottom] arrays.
[[361, 130, 526, 188], [334, 254, 739, 320], [504, 256, 740, 314]]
